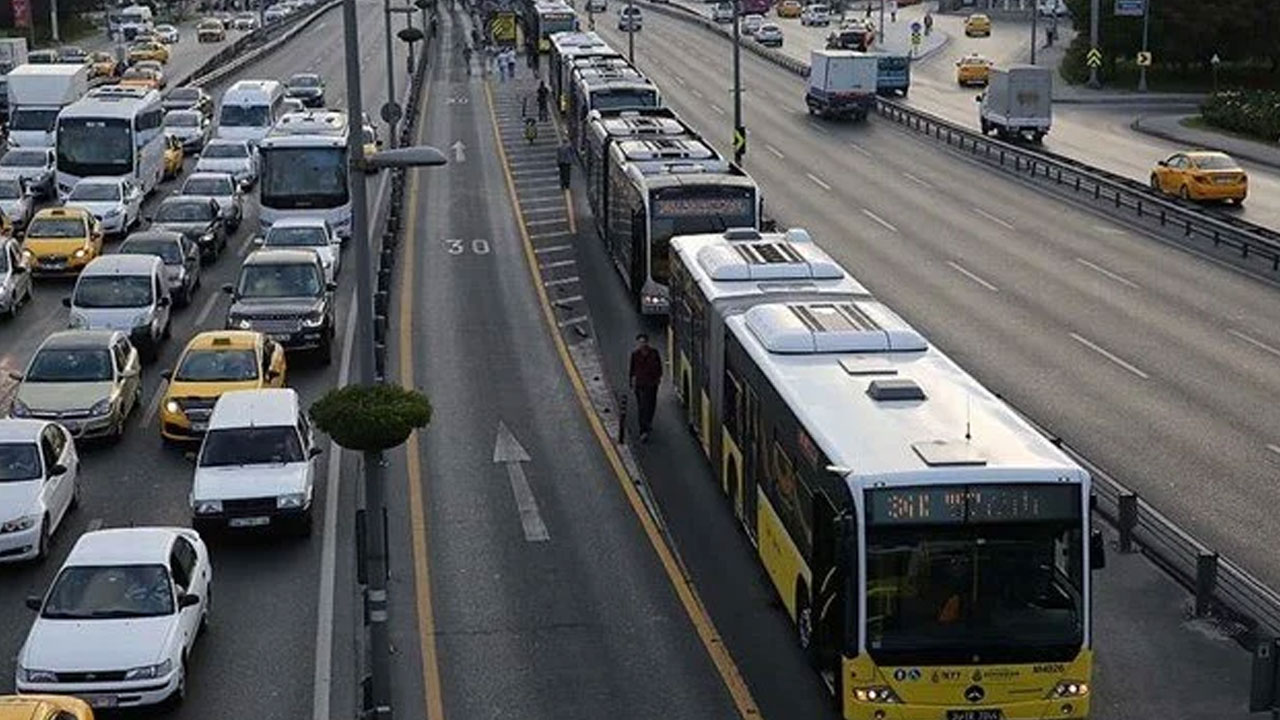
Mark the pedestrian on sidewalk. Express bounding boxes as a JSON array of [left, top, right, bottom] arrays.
[[923, 11, 932, 35], [557, 140, 572, 189], [536, 80, 550, 121], [629, 333, 662, 443], [505, 48, 517, 79]]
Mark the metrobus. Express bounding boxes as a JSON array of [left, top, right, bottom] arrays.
[[548, 31, 620, 113], [670, 256, 1104, 718], [568, 69, 660, 152], [604, 143, 758, 313], [583, 107, 686, 225], [532, 1, 578, 52], [54, 86, 166, 198], [257, 111, 352, 238]]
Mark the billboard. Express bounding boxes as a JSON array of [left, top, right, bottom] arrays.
[[1114, 0, 1144, 16]]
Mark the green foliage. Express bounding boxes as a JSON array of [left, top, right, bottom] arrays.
[[310, 384, 433, 452], [1201, 90, 1280, 143]]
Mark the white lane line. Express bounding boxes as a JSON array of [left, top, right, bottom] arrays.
[[1075, 257, 1141, 290], [533, 244, 573, 254], [902, 171, 933, 188], [540, 259, 576, 269], [807, 121, 830, 135], [946, 261, 1000, 292], [861, 208, 899, 233], [142, 379, 170, 428], [805, 172, 831, 191], [972, 206, 1015, 230], [554, 294, 584, 304], [526, 218, 568, 227], [766, 143, 785, 159], [1069, 332, 1150, 379], [1268, 444, 1280, 459], [1093, 225, 1128, 235], [673, 74, 687, 85], [557, 315, 590, 328], [847, 141, 873, 157], [530, 231, 570, 240], [193, 289, 220, 327], [710, 104, 726, 116], [1228, 329, 1280, 360], [691, 88, 705, 99], [544, 275, 580, 287]]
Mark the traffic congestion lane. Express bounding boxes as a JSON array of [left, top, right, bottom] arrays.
[[382, 12, 748, 720], [0, 3, 407, 720]]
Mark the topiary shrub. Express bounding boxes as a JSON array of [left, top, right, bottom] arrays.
[[310, 384, 432, 452]]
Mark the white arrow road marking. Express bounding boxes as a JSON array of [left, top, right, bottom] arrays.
[[451, 140, 467, 163], [494, 421, 549, 542]]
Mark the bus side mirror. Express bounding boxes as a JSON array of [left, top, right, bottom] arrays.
[[1090, 530, 1106, 570]]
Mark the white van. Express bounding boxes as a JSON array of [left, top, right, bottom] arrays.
[[216, 80, 286, 145], [63, 254, 172, 357]]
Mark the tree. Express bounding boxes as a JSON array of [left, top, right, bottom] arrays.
[[310, 384, 432, 452]]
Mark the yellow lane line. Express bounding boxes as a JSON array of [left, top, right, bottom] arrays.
[[400, 71, 446, 720], [482, 80, 762, 719]]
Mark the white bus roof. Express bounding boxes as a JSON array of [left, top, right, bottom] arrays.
[[261, 111, 349, 148], [222, 79, 284, 103], [614, 137, 719, 163], [672, 229, 870, 302], [549, 31, 610, 49], [61, 86, 161, 118], [725, 302, 1085, 485], [7, 64, 89, 80]]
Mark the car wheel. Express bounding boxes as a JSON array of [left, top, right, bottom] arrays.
[[1179, 184, 1191, 200], [296, 510, 314, 537], [35, 517, 50, 561], [1150, 174, 1161, 192], [199, 586, 211, 634], [166, 659, 187, 708], [69, 477, 81, 511], [317, 338, 333, 366]]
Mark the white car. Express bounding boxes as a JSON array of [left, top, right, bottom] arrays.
[[179, 172, 245, 231], [585, 0, 606, 11], [0, 147, 56, 199], [0, 419, 79, 562], [712, 1, 734, 22], [190, 388, 319, 536], [618, 5, 642, 30], [16, 527, 211, 709], [63, 177, 143, 236], [258, 216, 341, 281], [193, 139, 258, 187], [755, 22, 783, 46], [0, 175, 35, 229], [263, 5, 289, 22], [0, 237, 35, 318], [800, 3, 830, 25], [740, 13, 763, 35], [164, 109, 213, 151], [154, 23, 180, 43]]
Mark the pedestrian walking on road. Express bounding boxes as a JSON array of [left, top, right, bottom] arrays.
[[505, 49, 517, 79], [557, 141, 572, 189], [536, 81, 550, 121], [629, 333, 662, 443]]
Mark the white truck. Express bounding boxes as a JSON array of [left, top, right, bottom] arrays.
[[5, 64, 90, 148], [805, 49, 878, 121], [0, 38, 29, 72], [978, 64, 1052, 143], [109, 4, 155, 41]]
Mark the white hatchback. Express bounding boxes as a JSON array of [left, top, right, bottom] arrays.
[[0, 419, 79, 563], [16, 527, 212, 709]]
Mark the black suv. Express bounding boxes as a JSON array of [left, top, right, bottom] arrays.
[[149, 196, 228, 262], [223, 249, 336, 363]]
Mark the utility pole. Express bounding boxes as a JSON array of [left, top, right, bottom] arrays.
[[1087, 0, 1100, 87], [50, 0, 60, 42], [627, 0, 635, 62], [406, 9, 416, 73], [1137, 0, 1150, 92], [1029, 0, 1037, 64], [384, 0, 400, 147], [732, 0, 743, 165], [877, 0, 884, 44]]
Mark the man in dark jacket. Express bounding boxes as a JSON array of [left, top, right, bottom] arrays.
[[629, 333, 662, 442]]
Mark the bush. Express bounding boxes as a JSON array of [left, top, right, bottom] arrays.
[[1201, 90, 1280, 143], [310, 384, 432, 452]]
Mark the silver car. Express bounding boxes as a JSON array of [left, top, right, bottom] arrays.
[[0, 148, 56, 199], [118, 230, 202, 307], [0, 237, 34, 318], [0, 176, 35, 230], [194, 139, 258, 187], [164, 109, 213, 151], [9, 330, 143, 442], [179, 172, 245, 231]]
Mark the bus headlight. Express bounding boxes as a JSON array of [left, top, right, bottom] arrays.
[[1048, 681, 1089, 698], [852, 686, 901, 704]]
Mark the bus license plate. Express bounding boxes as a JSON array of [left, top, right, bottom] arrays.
[[229, 516, 270, 528], [947, 711, 1002, 720]]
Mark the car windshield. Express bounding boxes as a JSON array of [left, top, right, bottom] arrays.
[[70, 183, 121, 202], [200, 425, 303, 466], [184, 177, 232, 196], [265, 226, 327, 247], [165, 112, 200, 128], [42, 564, 174, 619], [1195, 154, 1238, 170], [0, 179, 22, 199], [121, 238, 183, 264], [1, 151, 48, 168], [0, 443, 42, 482], [176, 348, 259, 382], [26, 217, 85, 238], [170, 88, 199, 102], [8, 108, 60, 132], [237, 263, 322, 297], [0, 251, 8, 273], [74, 275, 153, 308], [290, 75, 320, 87], [202, 143, 248, 159], [156, 201, 213, 222], [27, 348, 113, 382], [219, 104, 271, 128], [122, 68, 154, 80]]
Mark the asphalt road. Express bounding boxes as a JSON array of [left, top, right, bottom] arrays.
[[0, 4, 410, 720], [594, 8, 1280, 601]]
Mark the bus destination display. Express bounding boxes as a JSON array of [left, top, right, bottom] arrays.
[[866, 484, 1081, 525], [652, 196, 753, 218]]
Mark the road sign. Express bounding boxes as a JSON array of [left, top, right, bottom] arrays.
[[1086, 47, 1103, 68], [1114, 0, 1143, 16], [732, 126, 746, 154], [1136, 51, 1152, 67], [911, 32, 921, 46], [489, 12, 517, 45], [380, 102, 402, 124], [1211, 53, 1221, 66], [910, 21, 921, 33]]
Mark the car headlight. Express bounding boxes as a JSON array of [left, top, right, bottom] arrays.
[[193, 499, 222, 515], [73, 248, 88, 259], [852, 686, 902, 704], [233, 316, 253, 330], [10, 399, 31, 417], [134, 312, 153, 329], [104, 207, 122, 218], [1048, 681, 1090, 698], [301, 311, 325, 328], [165, 399, 181, 415], [68, 312, 88, 329], [123, 659, 173, 680], [200, 233, 214, 243], [277, 493, 306, 509], [0, 515, 38, 534], [21, 250, 33, 262], [89, 398, 114, 416], [21, 667, 57, 683]]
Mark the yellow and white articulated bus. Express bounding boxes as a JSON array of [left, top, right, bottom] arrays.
[[669, 229, 1106, 720]]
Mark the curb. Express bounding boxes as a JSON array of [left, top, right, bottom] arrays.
[[1053, 94, 1203, 105], [1130, 115, 1280, 173]]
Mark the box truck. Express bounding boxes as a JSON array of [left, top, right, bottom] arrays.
[[5, 64, 91, 147], [806, 49, 878, 121], [978, 64, 1052, 142]]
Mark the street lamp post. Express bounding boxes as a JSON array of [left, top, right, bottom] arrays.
[[627, 0, 635, 62], [1087, 0, 1100, 87], [1137, 0, 1150, 92], [732, 0, 743, 165], [50, 0, 60, 42], [1029, 0, 1037, 64], [384, 0, 400, 148]]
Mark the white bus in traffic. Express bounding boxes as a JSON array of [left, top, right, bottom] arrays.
[[257, 110, 352, 238], [217, 80, 287, 146], [55, 85, 166, 198]]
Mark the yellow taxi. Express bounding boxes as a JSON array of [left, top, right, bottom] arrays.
[[118, 66, 162, 90], [955, 53, 993, 86], [21, 207, 103, 276], [0, 695, 94, 720], [1151, 150, 1248, 204], [964, 13, 991, 36], [160, 331, 288, 442], [776, 0, 802, 17], [0, 208, 12, 238], [89, 51, 118, 79], [127, 40, 170, 64], [163, 133, 185, 179]]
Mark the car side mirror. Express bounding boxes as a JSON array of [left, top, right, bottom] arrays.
[[178, 593, 201, 608], [309, 446, 322, 458], [325, 281, 337, 292], [158, 295, 171, 307], [1156, 159, 1167, 167], [974, 94, 983, 102], [144, 214, 153, 222], [61, 297, 72, 308], [25, 596, 41, 611], [48, 463, 67, 477], [1090, 529, 1107, 570], [221, 283, 235, 295], [160, 369, 173, 380], [376, 139, 384, 148], [13, 263, 27, 273], [8, 371, 22, 381], [266, 369, 280, 380], [252, 236, 264, 246]]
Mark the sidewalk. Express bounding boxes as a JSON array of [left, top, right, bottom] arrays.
[[1132, 113, 1280, 171]]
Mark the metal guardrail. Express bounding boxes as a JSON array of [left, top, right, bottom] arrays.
[[641, 0, 1280, 644], [182, 1, 344, 89]]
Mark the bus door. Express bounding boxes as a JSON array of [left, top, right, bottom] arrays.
[[811, 494, 846, 681], [740, 385, 761, 539]]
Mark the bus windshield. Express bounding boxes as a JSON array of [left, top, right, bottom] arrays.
[[592, 88, 658, 111], [648, 186, 756, 284], [260, 146, 348, 209], [219, 104, 271, 128], [57, 118, 134, 177]]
